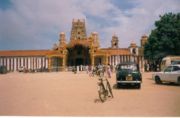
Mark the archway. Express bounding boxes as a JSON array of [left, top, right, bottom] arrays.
[[67, 45, 91, 66]]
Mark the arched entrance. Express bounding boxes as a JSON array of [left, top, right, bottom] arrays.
[[67, 45, 91, 66]]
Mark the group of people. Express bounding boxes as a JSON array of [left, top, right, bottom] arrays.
[[86, 64, 113, 78]]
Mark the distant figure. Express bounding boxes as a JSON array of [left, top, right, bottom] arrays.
[[107, 64, 112, 78]]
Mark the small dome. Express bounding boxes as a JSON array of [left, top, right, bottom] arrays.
[[142, 34, 148, 39], [60, 32, 65, 35], [130, 41, 137, 47], [92, 32, 98, 35]]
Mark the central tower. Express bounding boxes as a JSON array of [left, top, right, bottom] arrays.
[[70, 19, 87, 40]]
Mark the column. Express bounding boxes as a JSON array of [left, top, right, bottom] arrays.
[[45, 57, 48, 69], [7, 58, 10, 71], [14, 58, 16, 71], [38, 57, 41, 69], [20, 57, 23, 67], [17, 57, 19, 70], [24, 57, 26, 69], [26, 57, 29, 69], [36, 57, 38, 69], [62, 56, 66, 70], [33, 57, 36, 70], [27, 57, 30, 69], [31, 57, 34, 70], [40, 57, 44, 68], [42, 57, 45, 68], [11, 58, 13, 71], [48, 57, 51, 71]]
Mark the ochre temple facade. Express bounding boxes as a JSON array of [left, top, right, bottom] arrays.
[[0, 19, 148, 72]]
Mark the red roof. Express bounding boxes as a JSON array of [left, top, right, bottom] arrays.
[[0, 50, 52, 57], [102, 48, 131, 55]]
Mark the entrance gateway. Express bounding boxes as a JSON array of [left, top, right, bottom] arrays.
[[67, 45, 91, 66]]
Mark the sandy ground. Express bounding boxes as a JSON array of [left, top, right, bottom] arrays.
[[0, 71, 180, 117]]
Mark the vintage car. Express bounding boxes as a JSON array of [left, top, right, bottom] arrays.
[[116, 62, 142, 89], [152, 64, 180, 85]]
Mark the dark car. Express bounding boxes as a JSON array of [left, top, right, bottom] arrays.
[[116, 62, 142, 89]]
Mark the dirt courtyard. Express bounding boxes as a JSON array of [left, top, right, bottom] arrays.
[[0, 71, 180, 116]]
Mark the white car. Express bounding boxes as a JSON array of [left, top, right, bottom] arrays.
[[152, 64, 180, 85]]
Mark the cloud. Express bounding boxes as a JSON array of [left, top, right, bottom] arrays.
[[0, 0, 179, 50]]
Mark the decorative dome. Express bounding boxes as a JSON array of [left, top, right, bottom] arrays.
[[60, 32, 65, 35], [142, 34, 148, 39], [130, 41, 137, 47]]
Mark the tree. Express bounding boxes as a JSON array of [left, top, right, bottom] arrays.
[[144, 12, 180, 71]]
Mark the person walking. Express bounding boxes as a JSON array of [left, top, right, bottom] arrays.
[[107, 64, 112, 78]]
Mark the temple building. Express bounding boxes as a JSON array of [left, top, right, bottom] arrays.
[[0, 19, 148, 72]]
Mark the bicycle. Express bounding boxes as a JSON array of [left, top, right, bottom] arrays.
[[97, 75, 113, 102]]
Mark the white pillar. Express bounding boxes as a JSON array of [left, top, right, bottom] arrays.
[[27, 57, 30, 69], [36, 57, 38, 69], [20, 57, 23, 67], [17, 57, 19, 70], [33, 57, 36, 70], [14, 58, 16, 71], [38, 57, 40, 69], [42, 57, 45, 68], [7, 58, 9, 71], [11, 58, 13, 71], [45, 57, 48, 69], [24, 57, 26, 69], [77, 66, 79, 73], [30, 57, 33, 69]]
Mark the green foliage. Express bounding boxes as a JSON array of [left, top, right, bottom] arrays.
[[144, 12, 180, 63]]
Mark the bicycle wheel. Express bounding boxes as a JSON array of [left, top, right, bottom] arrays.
[[98, 84, 106, 102], [106, 80, 114, 98]]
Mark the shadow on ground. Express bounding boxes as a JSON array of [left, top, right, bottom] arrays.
[[112, 84, 141, 90], [153, 82, 180, 87]]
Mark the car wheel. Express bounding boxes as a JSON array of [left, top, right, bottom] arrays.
[[117, 83, 122, 88], [155, 76, 162, 84], [136, 83, 141, 89]]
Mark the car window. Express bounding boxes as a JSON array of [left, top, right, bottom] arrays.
[[172, 66, 180, 71], [164, 66, 172, 72]]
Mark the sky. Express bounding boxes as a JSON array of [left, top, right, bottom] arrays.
[[0, 0, 180, 50]]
